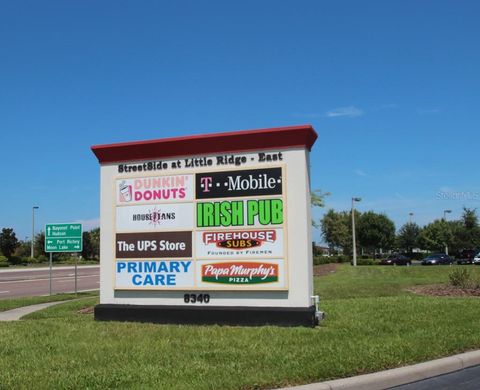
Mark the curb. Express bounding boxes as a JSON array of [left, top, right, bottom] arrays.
[[277, 350, 480, 390]]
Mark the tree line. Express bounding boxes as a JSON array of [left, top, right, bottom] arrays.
[[0, 227, 100, 264], [320, 207, 480, 257]]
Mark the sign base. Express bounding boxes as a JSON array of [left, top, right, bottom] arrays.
[[94, 304, 318, 327]]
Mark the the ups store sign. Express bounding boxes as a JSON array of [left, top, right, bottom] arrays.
[[116, 231, 192, 258], [196, 167, 282, 199]]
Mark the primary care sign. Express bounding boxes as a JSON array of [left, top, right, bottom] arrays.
[[92, 125, 318, 326]]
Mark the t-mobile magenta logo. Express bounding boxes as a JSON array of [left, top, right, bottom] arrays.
[[200, 177, 213, 192]]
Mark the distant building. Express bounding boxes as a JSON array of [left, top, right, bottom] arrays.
[[312, 242, 331, 256]]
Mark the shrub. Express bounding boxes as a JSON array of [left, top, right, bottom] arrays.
[[313, 256, 333, 265], [37, 255, 48, 262], [0, 255, 8, 268], [472, 277, 480, 290], [449, 268, 471, 288], [23, 256, 42, 264], [7, 256, 26, 265], [330, 255, 350, 263], [313, 255, 350, 265], [351, 258, 379, 266]]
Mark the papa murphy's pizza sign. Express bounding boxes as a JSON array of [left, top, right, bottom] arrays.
[[92, 125, 317, 326], [198, 261, 284, 286]]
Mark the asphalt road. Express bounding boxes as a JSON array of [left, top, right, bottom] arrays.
[[0, 266, 99, 298], [391, 365, 480, 390]]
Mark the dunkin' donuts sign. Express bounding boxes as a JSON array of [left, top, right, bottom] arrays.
[[117, 174, 194, 204], [113, 164, 288, 290]]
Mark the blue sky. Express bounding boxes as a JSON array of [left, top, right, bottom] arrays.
[[1, 0, 479, 243]]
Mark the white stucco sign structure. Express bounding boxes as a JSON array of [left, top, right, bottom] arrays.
[[91, 125, 319, 326]]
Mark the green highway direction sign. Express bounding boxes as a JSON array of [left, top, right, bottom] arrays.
[[45, 223, 83, 253]]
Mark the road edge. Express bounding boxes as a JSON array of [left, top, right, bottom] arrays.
[[278, 350, 480, 390]]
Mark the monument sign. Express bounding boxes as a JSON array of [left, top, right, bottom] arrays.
[[91, 125, 319, 326]]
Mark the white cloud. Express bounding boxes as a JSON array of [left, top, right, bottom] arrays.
[[354, 169, 367, 177], [326, 106, 364, 118]]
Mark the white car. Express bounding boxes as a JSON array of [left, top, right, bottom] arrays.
[[474, 252, 480, 265]]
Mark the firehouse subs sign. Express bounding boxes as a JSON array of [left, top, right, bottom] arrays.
[[92, 125, 318, 326]]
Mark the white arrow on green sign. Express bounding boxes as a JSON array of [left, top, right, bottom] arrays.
[[45, 223, 83, 253]]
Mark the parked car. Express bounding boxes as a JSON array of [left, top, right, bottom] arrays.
[[421, 253, 454, 265], [379, 254, 412, 266], [473, 252, 480, 265], [457, 249, 477, 265]]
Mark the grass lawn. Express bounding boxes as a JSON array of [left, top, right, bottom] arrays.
[[0, 265, 479, 389], [0, 291, 98, 312], [315, 263, 480, 299]]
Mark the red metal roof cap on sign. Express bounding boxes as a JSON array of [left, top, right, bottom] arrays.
[[91, 124, 317, 164]]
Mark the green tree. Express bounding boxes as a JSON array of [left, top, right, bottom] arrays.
[[396, 222, 421, 253], [311, 189, 330, 228], [81, 231, 93, 259], [449, 208, 480, 253], [462, 207, 478, 230], [81, 228, 100, 260], [320, 209, 360, 254], [418, 219, 453, 252], [357, 211, 395, 254], [0, 228, 20, 259], [89, 228, 100, 259], [320, 209, 349, 251], [34, 231, 47, 259], [13, 240, 31, 258]]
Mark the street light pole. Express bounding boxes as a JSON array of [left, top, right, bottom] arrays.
[[409, 212, 414, 224], [352, 197, 361, 267], [443, 209, 452, 221], [31, 206, 39, 259], [443, 210, 452, 255]]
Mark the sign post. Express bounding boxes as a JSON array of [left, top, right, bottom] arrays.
[[49, 253, 52, 295], [45, 223, 83, 295]]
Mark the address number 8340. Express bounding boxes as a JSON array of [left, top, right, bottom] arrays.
[[184, 294, 210, 304]]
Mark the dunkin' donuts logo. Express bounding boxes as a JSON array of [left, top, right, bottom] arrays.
[[119, 181, 133, 202], [201, 262, 279, 284], [118, 175, 193, 204], [203, 230, 276, 250], [196, 167, 282, 199]]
